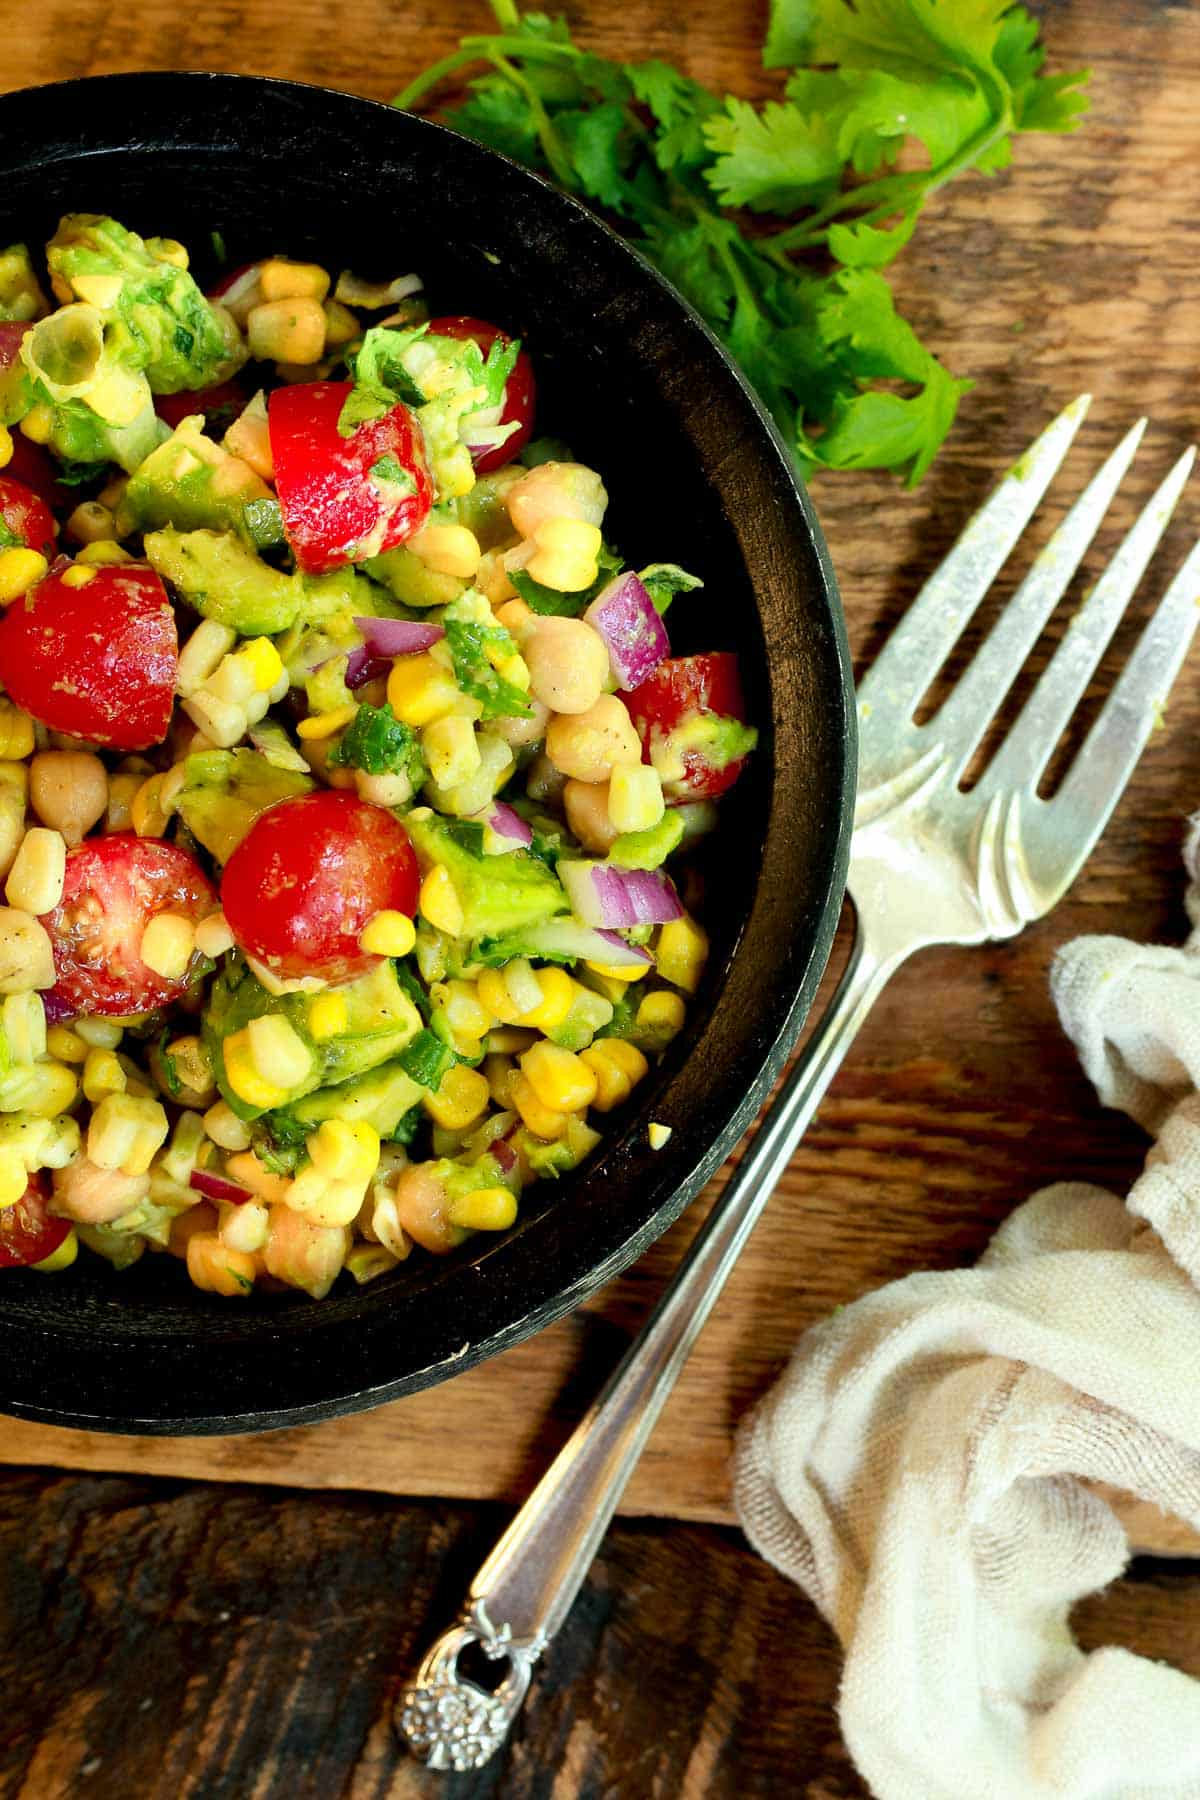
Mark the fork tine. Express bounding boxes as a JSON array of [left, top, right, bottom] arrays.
[[1051, 534, 1200, 834], [857, 395, 1091, 720], [931, 418, 1148, 774], [980, 445, 1197, 794]]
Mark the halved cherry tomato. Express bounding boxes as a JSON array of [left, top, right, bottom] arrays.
[[0, 475, 55, 559], [154, 379, 247, 435], [426, 315, 536, 474], [221, 791, 420, 985], [41, 834, 217, 1018], [0, 1173, 69, 1269], [2, 434, 72, 515], [0, 560, 177, 749], [627, 652, 752, 801], [268, 381, 432, 575]]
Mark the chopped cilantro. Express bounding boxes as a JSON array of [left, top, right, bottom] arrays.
[[444, 615, 532, 719], [241, 496, 285, 551], [510, 541, 623, 618], [394, 959, 431, 1021], [54, 458, 110, 488], [395, 0, 1089, 485], [399, 1027, 457, 1090], [327, 701, 425, 782], [0, 520, 23, 551], [639, 562, 703, 616], [370, 453, 416, 493], [338, 323, 430, 436]]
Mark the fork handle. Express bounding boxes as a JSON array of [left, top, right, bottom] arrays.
[[398, 921, 897, 1772]]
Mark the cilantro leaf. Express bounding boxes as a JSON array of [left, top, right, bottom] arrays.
[[399, 1026, 457, 1090], [0, 520, 23, 551], [510, 541, 624, 618], [327, 701, 426, 781], [444, 615, 533, 719], [639, 562, 703, 615], [338, 324, 429, 437]]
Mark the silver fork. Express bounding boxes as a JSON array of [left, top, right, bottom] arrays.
[[398, 396, 1200, 1772]]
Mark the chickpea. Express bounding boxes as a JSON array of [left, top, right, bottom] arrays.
[[545, 693, 642, 784], [563, 778, 618, 854], [506, 461, 607, 539], [489, 697, 549, 749], [52, 1156, 150, 1225], [524, 618, 609, 715], [30, 750, 108, 846], [494, 596, 535, 637], [394, 1161, 459, 1254]]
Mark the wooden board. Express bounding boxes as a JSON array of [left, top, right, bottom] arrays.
[[4, 0, 1200, 1558]]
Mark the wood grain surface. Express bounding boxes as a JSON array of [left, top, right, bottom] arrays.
[[4, 0, 1200, 1792]]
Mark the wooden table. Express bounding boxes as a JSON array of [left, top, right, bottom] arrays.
[[5, 2, 1200, 1793]]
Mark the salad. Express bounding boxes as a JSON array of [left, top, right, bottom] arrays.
[[0, 216, 756, 1300]]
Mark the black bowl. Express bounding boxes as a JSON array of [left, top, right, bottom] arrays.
[[0, 72, 854, 1433]]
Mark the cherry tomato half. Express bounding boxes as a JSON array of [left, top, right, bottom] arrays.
[[0, 475, 55, 559], [0, 1174, 69, 1269], [268, 381, 432, 575], [41, 834, 217, 1018], [154, 379, 248, 435], [627, 652, 752, 802], [221, 791, 420, 985], [0, 560, 177, 750], [426, 315, 536, 475]]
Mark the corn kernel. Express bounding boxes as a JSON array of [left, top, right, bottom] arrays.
[[0, 426, 10, 470], [219, 1199, 270, 1255], [146, 237, 189, 270], [535, 518, 602, 557], [222, 1029, 289, 1110], [483, 1053, 517, 1109], [0, 704, 35, 760], [476, 968, 522, 1025], [423, 1063, 490, 1132], [656, 915, 709, 995], [0, 548, 48, 605], [308, 992, 348, 1040], [75, 1017, 123, 1049], [584, 960, 650, 984], [33, 1227, 78, 1271], [139, 912, 197, 982], [284, 1163, 364, 1227], [419, 865, 464, 937], [449, 1186, 518, 1231], [240, 637, 285, 693], [297, 703, 358, 741], [408, 523, 482, 579], [359, 909, 417, 957], [387, 653, 460, 727], [76, 539, 133, 567], [202, 1099, 253, 1151], [519, 1040, 598, 1114], [0, 1147, 28, 1208], [439, 978, 494, 1041], [308, 1118, 380, 1184], [187, 1231, 257, 1297], [510, 1072, 571, 1140], [2, 991, 46, 1064], [485, 1026, 535, 1055], [182, 689, 246, 748], [423, 714, 480, 790], [194, 911, 235, 959], [6, 1060, 77, 1118], [517, 966, 574, 1033], [637, 989, 687, 1040], [246, 296, 327, 364], [323, 299, 360, 349], [46, 1024, 87, 1064], [608, 763, 664, 835], [259, 257, 331, 303], [19, 405, 53, 445], [580, 1038, 648, 1111], [130, 773, 171, 838], [82, 1047, 127, 1104], [87, 1093, 169, 1175], [177, 619, 238, 697], [648, 1122, 673, 1150], [0, 906, 54, 992], [105, 772, 141, 833], [4, 827, 64, 916], [60, 564, 97, 589], [527, 518, 602, 591], [246, 1013, 313, 1090]]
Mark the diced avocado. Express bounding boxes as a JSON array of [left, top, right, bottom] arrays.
[[365, 545, 467, 609], [407, 813, 568, 939], [454, 473, 522, 550], [0, 244, 48, 324], [174, 749, 313, 864], [513, 1115, 601, 1178], [145, 527, 298, 635], [204, 957, 423, 1119], [608, 811, 685, 870], [122, 416, 271, 541], [273, 1059, 425, 1138], [75, 1223, 147, 1270], [47, 213, 245, 393], [668, 713, 758, 773], [545, 984, 613, 1051]]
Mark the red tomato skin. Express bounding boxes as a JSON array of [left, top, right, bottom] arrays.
[[221, 791, 421, 985], [0, 562, 177, 750], [0, 1173, 69, 1269], [0, 475, 55, 559], [154, 379, 247, 434], [269, 381, 432, 575], [425, 316, 536, 474], [627, 652, 751, 802], [42, 834, 217, 1018]]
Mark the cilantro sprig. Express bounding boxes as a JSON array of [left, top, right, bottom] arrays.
[[328, 701, 427, 783], [444, 614, 533, 718], [396, 0, 1088, 484]]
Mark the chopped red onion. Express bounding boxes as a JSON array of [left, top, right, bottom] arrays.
[[584, 574, 669, 692], [345, 647, 392, 690], [486, 803, 533, 847], [492, 1139, 517, 1174], [41, 990, 74, 1024], [190, 1170, 254, 1205], [560, 860, 683, 929], [354, 616, 445, 659]]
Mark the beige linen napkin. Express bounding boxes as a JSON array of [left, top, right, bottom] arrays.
[[734, 827, 1200, 1800]]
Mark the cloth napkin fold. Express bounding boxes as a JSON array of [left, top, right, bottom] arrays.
[[734, 827, 1200, 1800]]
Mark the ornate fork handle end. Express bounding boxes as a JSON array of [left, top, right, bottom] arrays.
[[397, 1600, 547, 1771]]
